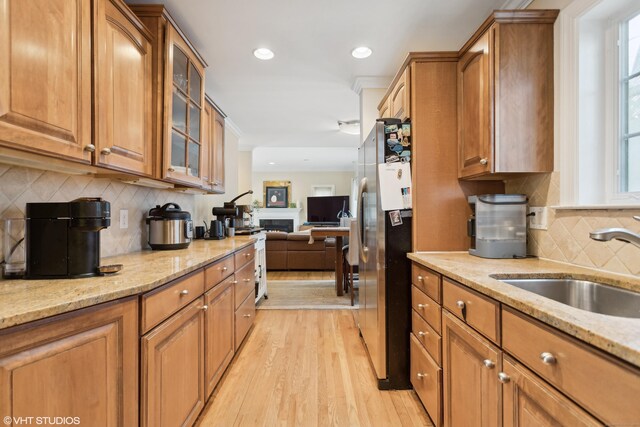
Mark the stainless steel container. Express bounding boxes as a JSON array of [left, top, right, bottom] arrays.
[[146, 203, 193, 250]]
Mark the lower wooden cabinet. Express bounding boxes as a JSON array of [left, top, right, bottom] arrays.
[[442, 311, 500, 427], [235, 292, 255, 351], [410, 334, 442, 427], [141, 297, 206, 427], [204, 277, 235, 396], [502, 356, 602, 427], [0, 298, 138, 426]]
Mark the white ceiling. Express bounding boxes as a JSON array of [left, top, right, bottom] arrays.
[[131, 0, 506, 171]]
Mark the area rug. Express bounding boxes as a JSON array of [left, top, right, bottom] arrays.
[[257, 280, 358, 310]]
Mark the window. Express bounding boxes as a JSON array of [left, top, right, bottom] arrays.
[[620, 12, 640, 193]]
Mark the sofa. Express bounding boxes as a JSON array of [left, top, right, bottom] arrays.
[[266, 231, 336, 270]]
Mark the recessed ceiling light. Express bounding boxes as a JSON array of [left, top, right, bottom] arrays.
[[351, 46, 372, 59], [253, 48, 274, 60], [268, 162, 276, 165]]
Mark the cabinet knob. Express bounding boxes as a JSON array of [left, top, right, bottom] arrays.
[[179, 289, 189, 296], [222, 266, 228, 271], [209, 181, 215, 185], [202, 305, 208, 311], [100, 147, 111, 155], [243, 278, 251, 282], [245, 253, 251, 257], [456, 300, 466, 309], [417, 275, 423, 282], [243, 314, 251, 318], [483, 359, 495, 369], [416, 373, 427, 379], [417, 303, 427, 309], [498, 372, 510, 383], [168, 167, 175, 172], [84, 144, 96, 152], [540, 352, 557, 365], [418, 331, 428, 337], [479, 158, 488, 165]]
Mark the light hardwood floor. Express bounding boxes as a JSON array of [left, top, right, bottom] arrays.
[[267, 271, 335, 281], [196, 310, 432, 427]]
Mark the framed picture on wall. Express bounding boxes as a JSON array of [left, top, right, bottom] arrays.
[[265, 186, 288, 208]]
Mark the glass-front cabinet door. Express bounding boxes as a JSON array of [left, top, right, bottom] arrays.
[[164, 25, 205, 186]]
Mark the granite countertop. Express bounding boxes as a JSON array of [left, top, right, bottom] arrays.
[[0, 237, 257, 331], [408, 252, 640, 368]]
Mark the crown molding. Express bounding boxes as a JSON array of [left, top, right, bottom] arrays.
[[224, 118, 243, 138], [351, 76, 392, 95]]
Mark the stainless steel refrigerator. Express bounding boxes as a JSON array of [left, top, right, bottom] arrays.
[[356, 119, 412, 390]]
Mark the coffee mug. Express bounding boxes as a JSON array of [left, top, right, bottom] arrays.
[[194, 226, 205, 239]]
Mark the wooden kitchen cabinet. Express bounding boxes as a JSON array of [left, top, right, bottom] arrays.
[[390, 68, 410, 121], [204, 277, 235, 396], [141, 297, 206, 427], [0, 0, 92, 163], [378, 98, 390, 118], [0, 298, 138, 426], [211, 107, 226, 193], [457, 11, 558, 179], [93, 0, 154, 176], [201, 97, 226, 193], [442, 311, 501, 427], [502, 356, 602, 427], [130, 5, 208, 187]]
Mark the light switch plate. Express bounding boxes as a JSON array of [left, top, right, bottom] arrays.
[[120, 209, 128, 229], [529, 207, 548, 230]]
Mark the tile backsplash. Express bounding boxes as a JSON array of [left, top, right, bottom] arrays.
[[506, 172, 640, 276], [0, 164, 194, 258]]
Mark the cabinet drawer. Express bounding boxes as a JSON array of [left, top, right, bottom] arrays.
[[442, 278, 499, 344], [410, 334, 442, 427], [234, 245, 255, 269], [412, 263, 441, 303], [235, 293, 255, 350], [141, 270, 205, 333], [204, 255, 234, 291], [502, 308, 640, 426], [412, 285, 441, 333], [234, 261, 255, 309], [412, 310, 441, 365]]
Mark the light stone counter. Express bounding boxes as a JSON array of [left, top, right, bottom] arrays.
[[0, 237, 257, 330], [408, 252, 640, 368]]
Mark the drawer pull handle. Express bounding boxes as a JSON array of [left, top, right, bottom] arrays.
[[222, 266, 228, 271], [244, 279, 251, 282], [179, 289, 189, 296], [456, 300, 465, 309], [168, 167, 175, 172], [483, 359, 495, 369], [498, 372, 510, 383], [480, 158, 488, 165], [417, 275, 424, 281], [245, 253, 251, 257], [243, 314, 251, 318], [416, 373, 427, 379], [540, 352, 557, 365], [202, 305, 208, 311], [232, 280, 239, 284], [418, 331, 428, 337], [417, 303, 427, 309]]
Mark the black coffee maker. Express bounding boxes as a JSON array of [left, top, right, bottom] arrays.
[[25, 198, 111, 279]]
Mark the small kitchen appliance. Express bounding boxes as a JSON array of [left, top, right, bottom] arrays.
[[146, 203, 193, 250], [25, 198, 111, 279], [467, 194, 528, 259]]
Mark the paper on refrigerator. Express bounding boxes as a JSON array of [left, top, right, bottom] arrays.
[[378, 162, 412, 211]]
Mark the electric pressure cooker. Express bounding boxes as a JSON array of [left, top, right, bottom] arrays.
[[146, 203, 193, 250]]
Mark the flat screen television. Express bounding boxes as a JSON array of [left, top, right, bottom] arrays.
[[306, 196, 349, 223]]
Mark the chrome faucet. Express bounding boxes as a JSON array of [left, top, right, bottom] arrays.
[[589, 216, 640, 248]]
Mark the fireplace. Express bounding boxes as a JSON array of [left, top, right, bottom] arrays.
[[260, 219, 294, 233]]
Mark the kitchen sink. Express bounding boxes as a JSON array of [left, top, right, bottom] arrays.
[[494, 277, 640, 319]]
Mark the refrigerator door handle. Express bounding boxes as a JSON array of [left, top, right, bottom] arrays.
[[357, 177, 368, 262]]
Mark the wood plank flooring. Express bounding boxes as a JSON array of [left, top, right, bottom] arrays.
[[195, 310, 432, 427]]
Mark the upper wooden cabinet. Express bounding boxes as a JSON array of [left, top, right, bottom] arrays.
[[390, 68, 410, 121], [458, 11, 558, 179], [0, 0, 92, 163], [378, 98, 390, 119], [94, 0, 154, 176], [0, 298, 139, 426], [202, 97, 225, 193], [130, 5, 208, 187]]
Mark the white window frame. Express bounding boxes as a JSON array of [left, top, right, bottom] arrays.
[[557, 0, 640, 208]]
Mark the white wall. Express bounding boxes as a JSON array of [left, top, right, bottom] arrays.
[[194, 122, 245, 224], [252, 171, 355, 225]]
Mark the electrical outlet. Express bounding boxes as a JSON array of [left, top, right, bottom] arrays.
[[529, 207, 548, 230], [120, 209, 128, 229]]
